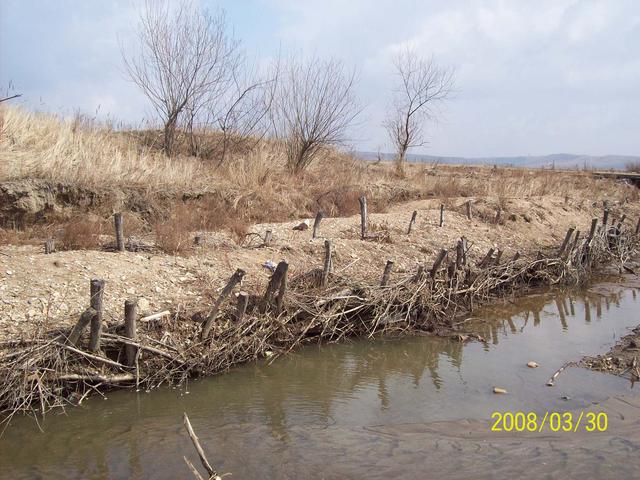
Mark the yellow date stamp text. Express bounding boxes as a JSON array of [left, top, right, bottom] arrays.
[[490, 411, 608, 433]]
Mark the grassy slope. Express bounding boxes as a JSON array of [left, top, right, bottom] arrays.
[[0, 105, 637, 249]]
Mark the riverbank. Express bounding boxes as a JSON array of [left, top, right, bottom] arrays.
[[1, 191, 638, 421]]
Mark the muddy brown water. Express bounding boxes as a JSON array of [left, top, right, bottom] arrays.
[[2, 279, 640, 479]]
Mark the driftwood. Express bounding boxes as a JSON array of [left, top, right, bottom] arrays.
[[139, 311, 171, 323], [101, 333, 175, 361], [546, 362, 576, 386], [58, 373, 135, 383], [55, 342, 129, 370], [183, 413, 222, 480]]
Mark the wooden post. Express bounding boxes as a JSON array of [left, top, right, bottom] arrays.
[[66, 307, 97, 346], [124, 300, 137, 367], [114, 213, 125, 252], [558, 227, 575, 258], [275, 262, 289, 313], [465, 201, 472, 220], [194, 235, 202, 246], [455, 239, 464, 269], [236, 292, 249, 321], [439, 204, 444, 227], [570, 230, 581, 254], [359, 196, 368, 240], [407, 210, 418, 234], [263, 261, 288, 312], [495, 208, 502, 225], [415, 263, 425, 281], [636, 217, 640, 234], [263, 230, 273, 247], [44, 239, 55, 254], [494, 249, 503, 266], [201, 268, 246, 339], [616, 214, 626, 233], [380, 260, 394, 286], [603, 208, 609, 227], [312, 211, 325, 239], [321, 240, 332, 287], [461, 237, 468, 265], [587, 218, 598, 242], [478, 248, 495, 268], [89, 279, 105, 352], [431, 249, 448, 278]]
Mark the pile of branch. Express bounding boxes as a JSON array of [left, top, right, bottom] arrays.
[[1, 216, 637, 424]]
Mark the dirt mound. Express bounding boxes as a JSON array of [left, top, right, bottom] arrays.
[[0, 180, 175, 228]]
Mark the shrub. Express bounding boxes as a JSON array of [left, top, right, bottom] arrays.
[[59, 215, 104, 250]]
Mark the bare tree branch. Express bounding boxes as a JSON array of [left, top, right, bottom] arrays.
[[270, 55, 361, 173], [121, 0, 240, 156]]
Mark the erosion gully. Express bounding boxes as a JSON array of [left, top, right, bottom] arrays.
[[2, 276, 640, 479]]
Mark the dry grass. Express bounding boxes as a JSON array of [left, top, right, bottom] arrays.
[[0, 107, 205, 190], [0, 105, 635, 251], [59, 215, 104, 250]]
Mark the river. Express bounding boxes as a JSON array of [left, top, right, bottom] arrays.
[[2, 278, 640, 479]]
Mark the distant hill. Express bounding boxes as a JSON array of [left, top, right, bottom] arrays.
[[355, 152, 640, 170]]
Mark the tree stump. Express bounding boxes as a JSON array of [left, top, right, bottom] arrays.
[[381, 260, 394, 286]]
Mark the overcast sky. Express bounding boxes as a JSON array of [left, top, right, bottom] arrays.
[[1, 0, 639, 157]]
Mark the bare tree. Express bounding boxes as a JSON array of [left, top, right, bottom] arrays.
[[122, 0, 240, 155], [270, 56, 361, 173], [384, 48, 454, 172], [189, 58, 278, 163]]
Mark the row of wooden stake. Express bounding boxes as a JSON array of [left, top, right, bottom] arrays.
[[42, 199, 640, 256], [64, 202, 635, 371]]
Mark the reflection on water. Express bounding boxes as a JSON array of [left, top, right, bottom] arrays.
[[1, 281, 640, 479]]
